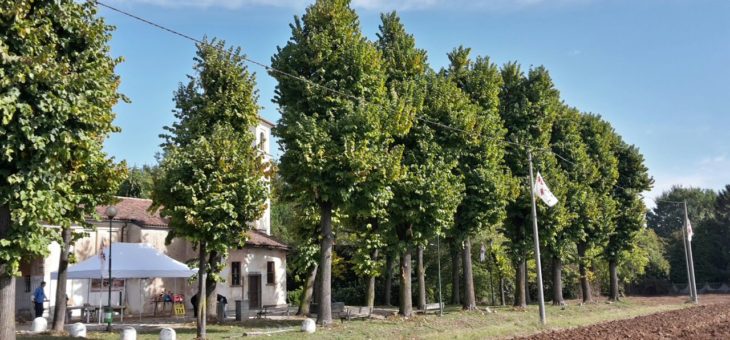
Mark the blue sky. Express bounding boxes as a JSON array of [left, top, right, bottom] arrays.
[[100, 0, 729, 206]]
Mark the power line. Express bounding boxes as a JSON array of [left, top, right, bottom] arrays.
[[95, 0, 523, 149], [95, 0, 654, 201]]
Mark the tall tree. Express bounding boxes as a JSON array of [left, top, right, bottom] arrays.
[[647, 187, 717, 239], [51, 153, 124, 331], [547, 105, 593, 306], [498, 63, 561, 307], [151, 40, 268, 338], [385, 74, 471, 316], [444, 47, 514, 310], [605, 141, 653, 301], [575, 113, 619, 302], [688, 186, 730, 284], [0, 1, 123, 337], [270, 0, 397, 325], [376, 11, 431, 313], [116, 165, 157, 198]]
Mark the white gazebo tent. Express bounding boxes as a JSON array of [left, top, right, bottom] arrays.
[[52, 242, 196, 321]]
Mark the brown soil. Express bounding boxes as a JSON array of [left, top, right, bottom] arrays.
[[523, 295, 730, 339]]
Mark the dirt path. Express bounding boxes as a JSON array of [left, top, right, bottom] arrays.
[[522, 296, 730, 339]]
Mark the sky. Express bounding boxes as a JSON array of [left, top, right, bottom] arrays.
[[99, 0, 730, 207]]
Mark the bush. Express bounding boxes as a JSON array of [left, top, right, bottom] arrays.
[[287, 287, 303, 305]]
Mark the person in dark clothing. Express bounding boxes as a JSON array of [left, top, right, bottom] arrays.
[[191, 293, 227, 318], [33, 282, 47, 318]]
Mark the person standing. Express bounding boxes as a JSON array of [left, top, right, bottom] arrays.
[[33, 281, 47, 318]]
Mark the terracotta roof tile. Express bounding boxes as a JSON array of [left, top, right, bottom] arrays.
[[246, 229, 289, 250], [96, 197, 167, 227], [96, 196, 288, 250]]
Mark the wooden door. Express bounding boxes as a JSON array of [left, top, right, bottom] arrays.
[[247, 274, 261, 309]]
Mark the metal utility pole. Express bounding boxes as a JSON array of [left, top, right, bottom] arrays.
[[527, 150, 547, 325], [680, 207, 693, 301], [684, 201, 699, 304]]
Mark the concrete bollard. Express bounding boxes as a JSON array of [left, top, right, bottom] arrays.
[[301, 318, 316, 334], [31, 317, 47, 332], [67, 322, 87, 338], [120, 326, 137, 340], [159, 327, 176, 340]]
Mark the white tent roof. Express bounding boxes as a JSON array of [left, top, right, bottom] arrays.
[[52, 242, 196, 279]]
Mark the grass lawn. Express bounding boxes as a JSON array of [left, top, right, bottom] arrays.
[[19, 297, 695, 340]]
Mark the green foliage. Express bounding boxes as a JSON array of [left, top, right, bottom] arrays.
[[271, 0, 398, 209], [647, 186, 717, 238], [574, 113, 620, 260], [151, 39, 268, 260], [152, 125, 268, 254], [0, 0, 124, 275], [688, 185, 730, 284], [605, 140, 653, 262], [444, 47, 515, 242], [117, 165, 156, 198], [498, 63, 562, 264], [647, 186, 718, 283]]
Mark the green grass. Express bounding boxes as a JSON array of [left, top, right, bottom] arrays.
[[19, 298, 691, 340]]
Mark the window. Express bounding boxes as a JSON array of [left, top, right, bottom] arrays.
[[266, 261, 275, 285], [259, 132, 266, 151], [24, 276, 31, 293], [231, 261, 241, 286]]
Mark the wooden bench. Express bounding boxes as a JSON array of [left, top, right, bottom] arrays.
[[417, 302, 443, 314], [256, 304, 290, 319], [340, 306, 370, 321]]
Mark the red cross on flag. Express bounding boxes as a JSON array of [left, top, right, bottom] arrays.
[[686, 218, 694, 242], [534, 172, 559, 207]]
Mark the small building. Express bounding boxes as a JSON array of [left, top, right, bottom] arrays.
[[14, 117, 287, 319]]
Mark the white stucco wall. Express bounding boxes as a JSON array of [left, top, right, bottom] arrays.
[[216, 247, 287, 311]]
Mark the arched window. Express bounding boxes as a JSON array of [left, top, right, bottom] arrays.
[[259, 132, 266, 151]]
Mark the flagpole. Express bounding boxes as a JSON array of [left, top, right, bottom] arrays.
[[527, 150, 547, 325], [684, 200, 698, 304]]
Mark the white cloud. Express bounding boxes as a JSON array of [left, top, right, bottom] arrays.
[[109, 0, 594, 11]]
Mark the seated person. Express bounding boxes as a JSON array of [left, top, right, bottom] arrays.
[[191, 293, 227, 318]]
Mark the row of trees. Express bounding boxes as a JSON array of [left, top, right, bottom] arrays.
[[648, 185, 730, 287], [271, 0, 653, 325], [0, 0, 663, 338]]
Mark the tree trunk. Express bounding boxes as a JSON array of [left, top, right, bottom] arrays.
[[500, 277, 506, 306], [368, 248, 379, 313], [577, 242, 592, 303], [298, 263, 318, 316], [551, 256, 564, 306], [609, 259, 619, 301], [205, 251, 221, 319], [514, 259, 527, 307], [384, 253, 393, 306], [524, 263, 531, 304], [450, 241, 461, 305], [0, 204, 16, 340], [197, 242, 207, 339], [462, 237, 476, 310], [416, 245, 426, 311], [52, 227, 72, 331], [317, 201, 334, 325], [399, 247, 413, 317]]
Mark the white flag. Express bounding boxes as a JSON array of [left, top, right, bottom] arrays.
[[687, 218, 694, 242], [534, 172, 559, 207]]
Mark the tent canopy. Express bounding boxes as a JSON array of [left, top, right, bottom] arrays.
[[52, 242, 196, 279]]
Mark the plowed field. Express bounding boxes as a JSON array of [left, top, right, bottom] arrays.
[[522, 296, 730, 339]]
